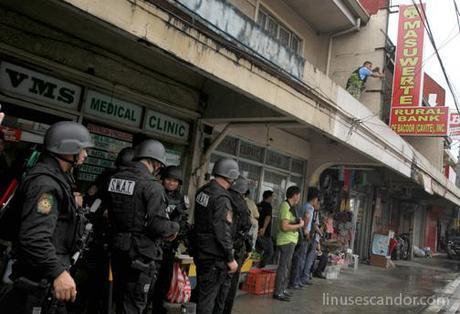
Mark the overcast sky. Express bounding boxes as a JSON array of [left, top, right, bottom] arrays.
[[388, 0, 460, 110]]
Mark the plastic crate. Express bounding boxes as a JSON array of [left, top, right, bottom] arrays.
[[242, 269, 276, 295]]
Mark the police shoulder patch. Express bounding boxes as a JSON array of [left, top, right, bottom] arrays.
[[196, 192, 209, 207], [37, 193, 55, 215], [108, 178, 136, 195]]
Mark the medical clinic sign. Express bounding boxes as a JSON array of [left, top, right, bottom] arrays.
[[389, 4, 448, 136]]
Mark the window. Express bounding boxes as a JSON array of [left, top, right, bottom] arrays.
[[256, 6, 302, 55]]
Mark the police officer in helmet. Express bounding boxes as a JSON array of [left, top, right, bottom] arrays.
[[0, 121, 93, 314], [80, 146, 136, 313], [223, 176, 252, 314], [193, 158, 239, 314], [107, 139, 180, 314], [148, 166, 188, 314]]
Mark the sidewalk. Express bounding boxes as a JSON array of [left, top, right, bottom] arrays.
[[232, 256, 460, 314]]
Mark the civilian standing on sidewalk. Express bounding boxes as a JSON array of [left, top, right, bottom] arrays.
[[288, 197, 312, 289], [256, 191, 274, 267], [301, 191, 323, 285], [272, 186, 304, 302]]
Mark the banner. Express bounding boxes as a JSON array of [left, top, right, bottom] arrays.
[[391, 4, 425, 107], [390, 106, 449, 136]]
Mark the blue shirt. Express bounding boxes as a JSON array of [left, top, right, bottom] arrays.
[[303, 203, 314, 233], [358, 67, 373, 81]]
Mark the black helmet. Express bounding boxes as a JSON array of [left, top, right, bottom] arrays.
[[44, 121, 93, 155], [212, 158, 239, 181], [133, 139, 167, 166], [115, 147, 134, 168], [162, 166, 183, 184], [230, 176, 248, 194]]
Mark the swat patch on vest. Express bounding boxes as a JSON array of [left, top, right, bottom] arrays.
[[196, 192, 209, 207], [108, 178, 136, 195]]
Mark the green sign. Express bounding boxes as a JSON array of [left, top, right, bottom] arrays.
[[144, 110, 190, 140], [84, 90, 142, 127]]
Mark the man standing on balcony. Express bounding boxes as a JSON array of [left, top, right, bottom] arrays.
[[346, 61, 384, 99]]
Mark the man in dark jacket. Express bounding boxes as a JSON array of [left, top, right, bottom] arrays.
[[193, 158, 239, 314], [0, 121, 93, 314], [107, 139, 179, 314], [223, 176, 252, 314]]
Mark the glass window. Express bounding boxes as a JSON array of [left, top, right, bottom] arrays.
[[266, 149, 290, 170], [291, 35, 301, 54], [279, 26, 290, 46], [267, 17, 278, 38], [257, 7, 302, 56], [291, 158, 304, 174], [257, 10, 267, 29], [239, 161, 262, 200], [261, 170, 287, 214], [239, 140, 264, 163], [216, 136, 238, 155]]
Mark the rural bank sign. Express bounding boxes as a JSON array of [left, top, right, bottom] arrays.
[[389, 3, 449, 137]]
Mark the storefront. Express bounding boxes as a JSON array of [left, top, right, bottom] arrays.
[[0, 58, 194, 193], [207, 133, 307, 235]]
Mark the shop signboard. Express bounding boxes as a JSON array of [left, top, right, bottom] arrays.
[[0, 61, 81, 110], [449, 113, 460, 138], [0, 126, 22, 142], [390, 4, 425, 108], [143, 110, 189, 141], [165, 149, 182, 166], [371, 234, 390, 257], [78, 123, 132, 182], [388, 4, 451, 136], [84, 90, 143, 127], [390, 106, 449, 136]]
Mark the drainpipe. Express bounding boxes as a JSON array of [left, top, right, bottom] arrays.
[[326, 18, 362, 77]]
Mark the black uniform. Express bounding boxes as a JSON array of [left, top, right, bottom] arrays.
[[222, 190, 252, 314], [149, 189, 187, 314], [193, 180, 234, 314], [0, 154, 82, 314], [107, 162, 179, 314]]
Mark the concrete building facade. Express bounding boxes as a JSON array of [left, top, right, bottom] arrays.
[[0, 0, 458, 259]]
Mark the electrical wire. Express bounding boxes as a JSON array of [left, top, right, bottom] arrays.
[[411, 0, 460, 114], [452, 0, 460, 33]]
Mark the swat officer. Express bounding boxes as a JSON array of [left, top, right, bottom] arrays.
[[193, 158, 239, 314], [148, 166, 188, 314], [223, 176, 253, 314], [80, 147, 136, 314], [107, 139, 180, 314], [0, 121, 93, 314]]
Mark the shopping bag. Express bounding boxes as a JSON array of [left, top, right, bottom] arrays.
[[166, 262, 191, 303]]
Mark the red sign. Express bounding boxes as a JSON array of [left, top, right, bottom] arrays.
[[391, 4, 425, 107], [423, 73, 446, 106], [449, 113, 460, 137], [0, 126, 22, 141], [390, 106, 449, 136]]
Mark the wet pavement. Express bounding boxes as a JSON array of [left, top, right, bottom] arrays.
[[232, 255, 460, 314]]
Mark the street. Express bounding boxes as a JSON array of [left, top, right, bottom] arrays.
[[232, 256, 460, 314]]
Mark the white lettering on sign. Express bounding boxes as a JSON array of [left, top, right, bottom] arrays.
[[108, 178, 136, 195], [84, 90, 142, 127], [143, 110, 190, 140], [196, 192, 209, 207], [0, 61, 81, 110]]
